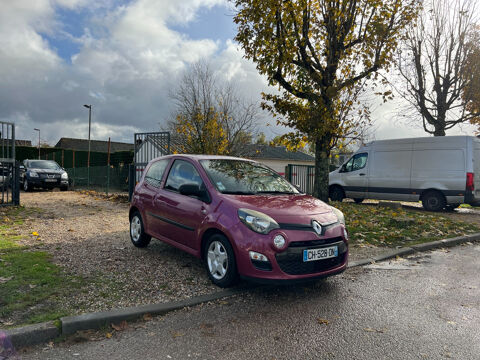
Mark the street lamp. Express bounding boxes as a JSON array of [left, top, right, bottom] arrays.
[[34, 128, 40, 159], [83, 104, 92, 186]]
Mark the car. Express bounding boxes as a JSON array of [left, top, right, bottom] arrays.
[[0, 162, 12, 188], [129, 155, 348, 287], [21, 159, 69, 192], [329, 135, 480, 211]]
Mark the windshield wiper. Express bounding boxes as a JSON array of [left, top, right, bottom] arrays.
[[256, 191, 296, 194], [221, 191, 256, 195]]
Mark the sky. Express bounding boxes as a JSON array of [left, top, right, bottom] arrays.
[[0, 0, 477, 147]]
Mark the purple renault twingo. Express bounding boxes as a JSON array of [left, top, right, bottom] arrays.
[[129, 155, 348, 287]]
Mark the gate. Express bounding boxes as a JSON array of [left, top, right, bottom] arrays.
[[0, 121, 20, 206], [286, 164, 315, 195], [129, 132, 170, 199]]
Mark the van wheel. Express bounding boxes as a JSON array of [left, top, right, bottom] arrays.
[[422, 191, 446, 212], [329, 186, 344, 202], [354, 198, 364, 204]]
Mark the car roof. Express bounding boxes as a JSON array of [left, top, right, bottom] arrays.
[[154, 154, 258, 162]]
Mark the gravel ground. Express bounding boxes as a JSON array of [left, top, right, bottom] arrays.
[[18, 191, 220, 315], [15, 192, 480, 317]]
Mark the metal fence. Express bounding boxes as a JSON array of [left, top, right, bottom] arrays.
[[65, 165, 130, 194], [0, 121, 20, 206], [134, 132, 170, 182], [286, 164, 315, 195]]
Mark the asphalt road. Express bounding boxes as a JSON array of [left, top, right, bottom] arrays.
[[21, 244, 480, 360]]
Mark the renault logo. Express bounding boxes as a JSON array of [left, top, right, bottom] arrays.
[[311, 220, 322, 235]]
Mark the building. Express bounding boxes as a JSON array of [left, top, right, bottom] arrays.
[[243, 145, 315, 175], [55, 138, 134, 153]]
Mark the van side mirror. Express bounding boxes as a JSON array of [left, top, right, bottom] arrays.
[[339, 165, 346, 173]]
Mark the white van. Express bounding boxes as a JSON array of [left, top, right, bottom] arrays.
[[328, 136, 480, 211]]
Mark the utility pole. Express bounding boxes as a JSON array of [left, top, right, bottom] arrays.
[[34, 128, 40, 159], [83, 104, 92, 187]]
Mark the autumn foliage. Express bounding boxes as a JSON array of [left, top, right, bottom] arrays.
[[234, 0, 419, 201]]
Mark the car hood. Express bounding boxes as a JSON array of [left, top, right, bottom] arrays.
[[29, 168, 65, 174], [224, 194, 338, 225]]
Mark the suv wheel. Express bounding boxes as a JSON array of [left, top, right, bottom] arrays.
[[204, 234, 238, 288], [129, 211, 151, 248], [23, 179, 30, 192]]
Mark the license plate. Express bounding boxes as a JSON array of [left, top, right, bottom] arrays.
[[45, 179, 57, 182], [303, 246, 338, 262]]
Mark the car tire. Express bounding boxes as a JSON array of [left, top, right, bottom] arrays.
[[353, 198, 364, 204], [204, 234, 238, 288], [329, 186, 344, 202], [422, 191, 446, 212], [23, 179, 31, 192], [129, 211, 151, 248]]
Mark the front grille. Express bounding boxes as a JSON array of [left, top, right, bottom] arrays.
[[275, 241, 347, 275], [288, 236, 343, 248]]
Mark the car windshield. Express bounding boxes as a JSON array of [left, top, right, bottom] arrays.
[[200, 159, 300, 195], [28, 161, 61, 170]]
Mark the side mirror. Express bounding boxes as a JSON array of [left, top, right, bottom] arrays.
[[179, 183, 210, 203], [20, 165, 25, 170], [179, 183, 201, 196]]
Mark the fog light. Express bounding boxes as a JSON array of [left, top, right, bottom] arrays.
[[249, 251, 268, 262], [343, 227, 348, 240], [273, 234, 286, 249]]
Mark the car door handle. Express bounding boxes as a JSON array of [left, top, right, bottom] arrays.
[[359, 173, 366, 176], [201, 206, 207, 215]]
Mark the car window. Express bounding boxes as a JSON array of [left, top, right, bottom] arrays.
[[27, 160, 61, 170], [200, 159, 299, 194], [144, 159, 169, 187], [164, 160, 203, 192], [343, 153, 368, 172]]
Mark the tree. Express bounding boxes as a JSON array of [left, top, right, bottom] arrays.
[[234, 0, 419, 201], [169, 62, 258, 155], [462, 26, 480, 130], [395, 0, 480, 136]]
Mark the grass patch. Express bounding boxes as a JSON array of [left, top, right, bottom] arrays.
[[333, 202, 480, 248], [0, 206, 83, 327]]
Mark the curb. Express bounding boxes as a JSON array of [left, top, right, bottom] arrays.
[[3, 234, 480, 349]]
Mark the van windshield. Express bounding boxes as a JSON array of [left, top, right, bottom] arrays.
[[200, 159, 300, 195]]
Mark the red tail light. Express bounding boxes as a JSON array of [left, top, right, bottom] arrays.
[[466, 172, 474, 191]]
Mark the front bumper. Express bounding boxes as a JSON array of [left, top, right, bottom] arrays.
[[232, 222, 349, 282], [28, 177, 68, 188]]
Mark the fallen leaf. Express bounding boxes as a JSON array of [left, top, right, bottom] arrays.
[[29, 284, 37, 289], [171, 331, 184, 338], [32, 231, 39, 236], [105, 332, 112, 339], [447, 321, 456, 325], [317, 318, 329, 325], [0, 276, 13, 283], [143, 313, 152, 321], [68, 229, 74, 232], [363, 327, 386, 333], [111, 320, 128, 331]]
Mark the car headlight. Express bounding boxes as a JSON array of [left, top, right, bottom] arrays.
[[330, 206, 345, 225], [29, 171, 39, 178], [238, 208, 279, 234], [61, 172, 68, 179]]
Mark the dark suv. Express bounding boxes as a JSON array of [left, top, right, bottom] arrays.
[[21, 160, 69, 191]]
